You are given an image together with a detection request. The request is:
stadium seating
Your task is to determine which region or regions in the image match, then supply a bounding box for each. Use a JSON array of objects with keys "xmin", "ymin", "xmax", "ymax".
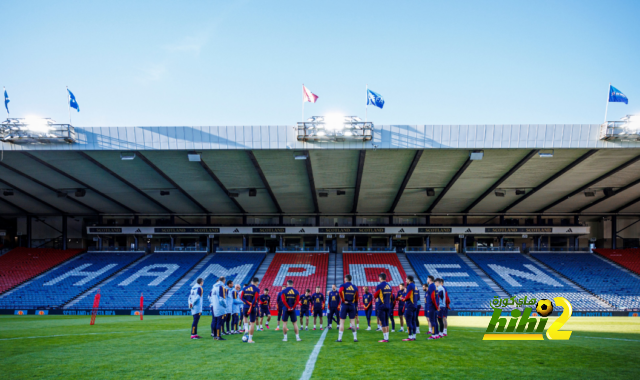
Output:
[
  {"xmin": 406, "ymin": 253, "xmax": 497, "ymax": 310},
  {"xmin": 72, "ymin": 252, "xmax": 206, "ymax": 309},
  {"xmin": 469, "ymin": 253, "xmax": 609, "ymax": 310},
  {"xmin": 532, "ymin": 253, "xmax": 640, "ymax": 310},
  {"xmin": 260, "ymin": 253, "xmax": 329, "ymax": 309},
  {"xmin": 342, "ymin": 253, "xmax": 407, "ymax": 310},
  {"xmin": 0, "ymin": 248, "xmax": 84, "ymax": 294},
  {"xmin": 0, "ymin": 251, "xmax": 143, "ymax": 309},
  {"xmin": 594, "ymin": 249, "xmax": 640, "ymax": 276},
  {"xmin": 158, "ymin": 253, "xmax": 265, "ymax": 310}
]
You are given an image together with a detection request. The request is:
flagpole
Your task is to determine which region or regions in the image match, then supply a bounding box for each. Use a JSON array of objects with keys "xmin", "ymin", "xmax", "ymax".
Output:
[
  {"xmin": 604, "ymin": 82, "xmax": 611, "ymax": 124},
  {"xmin": 67, "ymin": 86, "xmax": 71, "ymax": 125},
  {"xmin": 365, "ymin": 84, "xmax": 368, "ymax": 122},
  {"xmin": 3, "ymin": 87, "xmax": 7, "ymax": 120},
  {"xmin": 302, "ymin": 84, "xmax": 304, "ymax": 122}
]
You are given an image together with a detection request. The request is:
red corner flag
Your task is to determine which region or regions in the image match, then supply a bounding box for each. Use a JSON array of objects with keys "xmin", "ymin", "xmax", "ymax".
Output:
[
  {"xmin": 140, "ymin": 293, "xmax": 144, "ymax": 320},
  {"xmin": 303, "ymin": 85, "xmax": 318, "ymax": 103}
]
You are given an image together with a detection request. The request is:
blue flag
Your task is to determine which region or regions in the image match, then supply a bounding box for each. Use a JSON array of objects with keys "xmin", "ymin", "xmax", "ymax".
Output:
[
  {"xmin": 68, "ymin": 88, "xmax": 80, "ymax": 112},
  {"xmin": 609, "ymin": 85, "xmax": 628, "ymax": 104},
  {"xmin": 367, "ymin": 89, "xmax": 384, "ymax": 109},
  {"xmin": 4, "ymin": 88, "xmax": 9, "ymax": 114}
]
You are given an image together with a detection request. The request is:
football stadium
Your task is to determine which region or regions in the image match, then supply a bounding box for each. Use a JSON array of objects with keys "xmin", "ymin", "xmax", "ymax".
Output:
[{"xmin": 2, "ymin": 2, "xmax": 640, "ymax": 379}]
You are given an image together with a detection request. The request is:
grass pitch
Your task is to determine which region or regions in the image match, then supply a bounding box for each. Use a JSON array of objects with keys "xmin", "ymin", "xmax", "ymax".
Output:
[{"xmin": 1, "ymin": 315, "xmax": 639, "ymax": 379}]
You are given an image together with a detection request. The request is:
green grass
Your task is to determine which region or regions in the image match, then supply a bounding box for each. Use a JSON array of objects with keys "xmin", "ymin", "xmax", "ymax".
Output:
[{"xmin": 1, "ymin": 315, "xmax": 639, "ymax": 379}]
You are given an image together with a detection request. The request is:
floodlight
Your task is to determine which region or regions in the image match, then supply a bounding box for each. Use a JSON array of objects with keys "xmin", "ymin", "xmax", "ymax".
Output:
[
  {"xmin": 495, "ymin": 190, "xmax": 506, "ymax": 197},
  {"xmin": 539, "ymin": 150, "xmax": 554, "ymax": 158},
  {"xmin": 23, "ymin": 116, "xmax": 53, "ymax": 133},
  {"xmin": 324, "ymin": 114, "xmax": 345, "ymax": 130},
  {"xmin": 75, "ymin": 189, "xmax": 86, "ymax": 197},
  {"xmin": 469, "ymin": 150, "xmax": 484, "ymax": 160},
  {"xmin": 337, "ymin": 190, "xmax": 346, "ymax": 195},
  {"xmin": 57, "ymin": 191, "xmax": 67, "ymax": 198},
  {"xmin": 249, "ymin": 188, "xmax": 257, "ymax": 197},
  {"xmin": 3, "ymin": 189, "xmax": 14, "ymax": 196},
  {"xmin": 120, "ymin": 152, "xmax": 136, "ymax": 160},
  {"xmin": 316, "ymin": 131, "xmax": 326, "ymax": 136},
  {"xmin": 228, "ymin": 192, "xmax": 239, "ymax": 198},
  {"xmin": 584, "ymin": 190, "xmax": 596, "ymax": 197},
  {"xmin": 515, "ymin": 189, "xmax": 525, "ymax": 195},
  {"xmin": 319, "ymin": 192, "xmax": 328, "ymax": 197},
  {"xmin": 343, "ymin": 131, "xmax": 353, "ymax": 137},
  {"xmin": 160, "ymin": 191, "xmax": 170, "ymax": 196},
  {"xmin": 294, "ymin": 153, "xmax": 308, "ymax": 160},
  {"xmin": 188, "ymin": 153, "xmax": 201, "ymax": 162},
  {"xmin": 426, "ymin": 188, "xmax": 435, "ymax": 196},
  {"xmin": 603, "ymin": 188, "xmax": 614, "ymax": 197}
]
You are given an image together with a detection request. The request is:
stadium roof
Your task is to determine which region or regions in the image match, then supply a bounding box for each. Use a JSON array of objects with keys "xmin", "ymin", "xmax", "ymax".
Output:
[{"xmin": 1, "ymin": 124, "xmax": 640, "ymax": 217}]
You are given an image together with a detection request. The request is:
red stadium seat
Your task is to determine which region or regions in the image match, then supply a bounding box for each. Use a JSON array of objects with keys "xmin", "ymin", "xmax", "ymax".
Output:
[
  {"xmin": 595, "ymin": 249, "xmax": 640, "ymax": 276},
  {"xmin": 0, "ymin": 248, "xmax": 84, "ymax": 294},
  {"xmin": 260, "ymin": 253, "xmax": 329, "ymax": 310},
  {"xmin": 342, "ymin": 253, "xmax": 408, "ymax": 310}
]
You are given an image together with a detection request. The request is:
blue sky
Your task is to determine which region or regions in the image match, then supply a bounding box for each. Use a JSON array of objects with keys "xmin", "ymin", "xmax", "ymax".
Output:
[{"xmin": 1, "ymin": 0, "xmax": 639, "ymax": 126}]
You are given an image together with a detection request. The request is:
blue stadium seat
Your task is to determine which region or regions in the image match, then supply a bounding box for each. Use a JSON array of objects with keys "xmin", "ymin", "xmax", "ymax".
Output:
[
  {"xmin": 159, "ymin": 253, "xmax": 265, "ymax": 310},
  {"xmin": 71, "ymin": 252, "xmax": 206, "ymax": 310},
  {"xmin": 468, "ymin": 253, "xmax": 610, "ymax": 311},
  {"xmin": 533, "ymin": 253, "xmax": 640, "ymax": 310},
  {"xmin": 0, "ymin": 251, "xmax": 143, "ymax": 309},
  {"xmin": 406, "ymin": 253, "xmax": 498, "ymax": 310}
]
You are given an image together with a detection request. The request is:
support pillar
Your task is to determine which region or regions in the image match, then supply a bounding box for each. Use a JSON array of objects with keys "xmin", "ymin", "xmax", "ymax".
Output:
[
  {"xmin": 463, "ymin": 236, "xmax": 467, "ymax": 253},
  {"xmin": 242, "ymin": 235, "xmax": 246, "ymax": 249},
  {"xmin": 388, "ymin": 215, "xmax": 393, "ymax": 226},
  {"xmin": 316, "ymin": 236, "xmax": 319, "ymax": 250},
  {"xmin": 389, "ymin": 236, "xmax": 393, "ymax": 249},
  {"xmin": 500, "ymin": 235, "xmax": 504, "ymax": 249},
  {"xmin": 425, "ymin": 215, "xmax": 430, "ymax": 226},
  {"xmin": 574, "ymin": 215, "xmax": 579, "ymax": 225},
  {"xmin": 537, "ymin": 236, "xmax": 541, "ymax": 251},
  {"xmin": 133, "ymin": 215, "xmax": 139, "ymax": 226},
  {"xmin": 426, "ymin": 236, "xmax": 430, "ymax": 249},
  {"xmin": 170, "ymin": 215, "xmax": 175, "ymax": 225},
  {"xmin": 279, "ymin": 236, "xmax": 283, "ymax": 249},
  {"xmin": 62, "ymin": 216, "xmax": 68, "ymax": 250},
  {"xmin": 462, "ymin": 215, "xmax": 468, "ymax": 225},
  {"xmin": 611, "ymin": 216, "xmax": 617, "ymax": 249},
  {"xmin": 242, "ymin": 215, "xmax": 247, "ymax": 225},
  {"xmin": 26, "ymin": 216, "xmax": 32, "ymax": 248},
  {"xmin": 352, "ymin": 215, "xmax": 357, "ymax": 226},
  {"xmin": 206, "ymin": 215, "xmax": 211, "ymax": 225},
  {"xmin": 499, "ymin": 215, "xmax": 505, "ymax": 225},
  {"xmin": 134, "ymin": 236, "xmax": 138, "ymax": 251},
  {"xmin": 316, "ymin": 215, "xmax": 320, "ymax": 226},
  {"xmin": 170, "ymin": 236, "xmax": 174, "ymax": 250},
  {"xmin": 279, "ymin": 215, "xmax": 284, "ymax": 225}
]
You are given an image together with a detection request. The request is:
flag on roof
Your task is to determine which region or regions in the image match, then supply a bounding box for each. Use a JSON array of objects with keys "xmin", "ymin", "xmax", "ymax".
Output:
[
  {"xmin": 609, "ymin": 85, "xmax": 628, "ymax": 104},
  {"xmin": 303, "ymin": 85, "xmax": 318, "ymax": 103}
]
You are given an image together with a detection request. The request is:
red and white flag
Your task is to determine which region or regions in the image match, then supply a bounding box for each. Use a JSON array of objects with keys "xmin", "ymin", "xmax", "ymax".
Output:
[{"xmin": 302, "ymin": 85, "xmax": 318, "ymax": 103}]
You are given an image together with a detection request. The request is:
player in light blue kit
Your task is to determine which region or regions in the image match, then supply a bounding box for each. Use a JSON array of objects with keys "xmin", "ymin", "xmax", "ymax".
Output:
[
  {"xmin": 210, "ymin": 276, "xmax": 228, "ymax": 341},
  {"xmin": 188, "ymin": 278, "xmax": 204, "ymax": 339}
]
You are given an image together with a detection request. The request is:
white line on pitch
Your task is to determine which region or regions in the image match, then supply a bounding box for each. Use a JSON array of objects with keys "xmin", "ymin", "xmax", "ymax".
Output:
[
  {"xmin": 574, "ymin": 335, "xmax": 640, "ymax": 342},
  {"xmin": 300, "ymin": 328, "xmax": 329, "ymax": 380},
  {"xmin": 0, "ymin": 329, "xmax": 186, "ymax": 341}
]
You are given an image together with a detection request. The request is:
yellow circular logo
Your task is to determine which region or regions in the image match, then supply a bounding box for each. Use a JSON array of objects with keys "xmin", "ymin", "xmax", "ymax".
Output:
[{"xmin": 536, "ymin": 299, "xmax": 554, "ymax": 317}]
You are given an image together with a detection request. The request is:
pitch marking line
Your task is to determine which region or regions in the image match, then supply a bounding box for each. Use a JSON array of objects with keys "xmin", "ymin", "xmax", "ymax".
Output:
[{"xmin": 300, "ymin": 328, "xmax": 329, "ymax": 380}]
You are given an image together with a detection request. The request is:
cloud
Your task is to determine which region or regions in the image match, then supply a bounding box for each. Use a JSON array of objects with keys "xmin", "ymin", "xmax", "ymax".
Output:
[
  {"xmin": 136, "ymin": 63, "xmax": 167, "ymax": 83},
  {"xmin": 162, "ymin": 33, "xmax": 209, "ymax": 56}
]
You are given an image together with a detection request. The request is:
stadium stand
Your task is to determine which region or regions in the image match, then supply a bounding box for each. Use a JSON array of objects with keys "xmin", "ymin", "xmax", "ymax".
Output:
[
  {"xmin": 0, "ymin": 248, "xmax": 84, "ymax": 294},
  {"xmin": 342, "ymin": 253, "xmax": 407, "ymax": 310},
  {"xmin": 406, "ymin": 253, "xmax": 498, "ymax": 310},
  {"xmin": 72, "ymin": 252, "xmax": 206, "ymax": 309},
  {"xmin": 469, "ymin": 253, "xmax": 610, "ymax": 310},
  {"xmin": 260, "ymin": 253, "xmax": 329, "ymax": 309},
  {"xmin": 594, "ymin": 249, "xmax": 640, "ymax": 276},
  {"xmin": 532, "ymin": 253, "xmax": 640, "ymax": 310},
  {"xmin": 158, "ymin": 253, "xmax": 265, "ymax": 310},
  {"xmin": 0, "ymin": 251, "xmax": 143, "ymax": 309}
]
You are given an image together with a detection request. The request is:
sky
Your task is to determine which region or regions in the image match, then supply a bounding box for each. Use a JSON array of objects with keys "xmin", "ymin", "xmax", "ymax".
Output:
[{"xmin": 1, "ymin": 0, "xmax": 639, "ymax": 126}]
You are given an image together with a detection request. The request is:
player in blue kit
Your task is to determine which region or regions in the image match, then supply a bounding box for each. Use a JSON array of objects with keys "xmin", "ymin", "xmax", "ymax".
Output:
[
  {"xmin": 311, "ymin": 287, "xmax": 325, "ymax": 330},
  {"xmin": 337, "ymin": 274, "xmax": 359, "ymax": 343},
  {"xmin": 400, "ymin": 276, "xmax": 417, "ymax": 341},
  {"xmin": 239, "ymin": 277, "xmax": 260, "ymax": 343},
  {"xmin": 373, "ymin": 273, "xmax": 393, "ymax": 342},
  {"xmin": 362, "ymin": 287, "xmax": 373, "ymax": 330},
  {"xmin": 280, "ymin": 280, "xmax": 302, "ymax": 342},
  {"xmin": 397, "ymin": 284, "xmax": 406, "ymax": 332},
  {"xmin": 414, "ymin": 283, "xmax": 421, "ymax": 335},
  {"xmin": 300, "ymin": 289, "xmax": 312, "ymax": 330},
  {"xmin": 425, "ymin": 275, "xmax": 441, "ymax": 340},
  {"xmin": 210, "ymin": 276, "xmax": 228, "ymax": 341},
  {"xmin": 275, "ymin": 285, "xmax": 286, "ymax": 331},
  {"xmin": 436, "ymin": 278, "xmax": 450, "ymax": 337},
  {"xmin": 188, "ymin": 278, "xmax": 204, "ymax": 339},
  {"xmin": 258, "ymin": 288, "xmax": 271, "ymax": 331},
  {"xmin": 327, "ymin": 285, "xmax": 340, "ymax": 329}
]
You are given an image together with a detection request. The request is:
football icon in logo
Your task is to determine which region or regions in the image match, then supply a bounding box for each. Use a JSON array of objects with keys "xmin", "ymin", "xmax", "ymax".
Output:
[{"xmin": 536, "ymin": 299, "xmax": 554, "ymax": 317}]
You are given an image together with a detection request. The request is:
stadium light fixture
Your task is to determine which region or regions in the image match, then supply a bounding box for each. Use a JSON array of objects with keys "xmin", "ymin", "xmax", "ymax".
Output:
[
  {"xmin": 228, "ymin": 192, "xmax": 239, "ymax": 198},
  {"xmin": 3, "ymin": 189, "xmax": 14, "ymax": 196},
  {"xmin": 495, "ymin": 190, "xmax": 506, "ymax": 197},
  {"xmin": 296, "ymin": 116, "xmax": 373, "ymax": 142},
  {"xmin": 294, "ymin": 153, "xmax": 308, "ymax": 160},
  {"xmin": 188, "ymin": 153, "xmax": 201, "ymax": 162},
  {"xmin": 426, "ymin": 188, "xmax": 435, "ymax": 196},
  {"xmin": 75, "ymin": 189, "xmax": 86, "ymax": 197},
  {"xmin": 23, "ymin": 116, "xmax": 53, "ymax": 133},
  {"xmin": 469, "ymin": 150, "xmax": 484, "ymax": 160},
  {"xmin": 515, "ymin": 189, "xmax": 526, "ymax": 195},
  {"xmin": 318, "ymin": 191, "xmax": 329, "ymax": 197},
  {"xmin": 120, "ymin": 152, "xmax": 136, "ymax": 161},
  {"xmin": 584, "ymin": 190, "xmax": 596, "ymax": 197},
  {"xmin": 539, "ymin": 150, "xmax": 554, "ymax": 158},
  {"xmin": 337, "ymin": 190, "xmax": 346, "ymax": 195},
  {"xmin": 1, "ymin": 117, "xmax": 75, "ymax": 144},
  {"xmin": 600, "ymin": 114, "xmax": 640, "ymax": 141},
  {"xmin": 57, "ymin": 191, "xmax": 67, "ymax": 198},
  {"xmin": 249, "ymin": 188, "xmax": 257, "ymax": 197},
  {"xmin": 324, "ymin": 113, "xmax": 345, "ymax": 130},
  {"xmin": 160, "ymin": 190, "xmax": 170, "ymax": 196}
]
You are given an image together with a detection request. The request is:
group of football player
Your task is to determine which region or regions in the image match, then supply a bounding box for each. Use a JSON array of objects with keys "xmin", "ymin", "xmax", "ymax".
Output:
[{"xmin": 188, "ymin": 274, "xmax": 450, "ymax": 343}]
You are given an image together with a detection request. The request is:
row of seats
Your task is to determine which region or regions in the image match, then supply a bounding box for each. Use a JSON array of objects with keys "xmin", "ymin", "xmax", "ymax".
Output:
[
  {"xmin": 260, "ymin": 253, "xmax": 329, "ymax": 310},
  {"xmin": 71, "ymin": 252, "xmax": 206, "ymax": 309},
  {"xmin": 468, "ymin": 253, "xmax": 608, "ymax": 310},
  {"xmin": 342, "ymin": 253, "xmax": 408, "ymax": 310},
  {"xmin": 0, "ymin": 251, "xmax": 143, "ymax": 309},
  {"xmin": 159, "ymin": 253, "xmax": 265, "ymax": 309},
  {"xmin": 532, "ymin": 253, "xmax": 640, "ymax": 309},
  {"xmin": 594, "ymin": 249, "xmax": 640, "ymax": 276},
  {"xmin": 406, "ymin": 253, "xmax": 498, "ymax": 310},
  {"xmin": 0, "ymin": 248, "xmax": 84, "ymax": 294}
]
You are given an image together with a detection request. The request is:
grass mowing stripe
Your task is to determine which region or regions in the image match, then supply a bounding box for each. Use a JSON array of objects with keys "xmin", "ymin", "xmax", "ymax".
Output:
[
  {"xmin": 300, "ymin": 328, "xmax": 329, "ymax": 380},
  {"xmin": 0, "ymin": 329, "xmax": 186, "ymax": 341}
]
